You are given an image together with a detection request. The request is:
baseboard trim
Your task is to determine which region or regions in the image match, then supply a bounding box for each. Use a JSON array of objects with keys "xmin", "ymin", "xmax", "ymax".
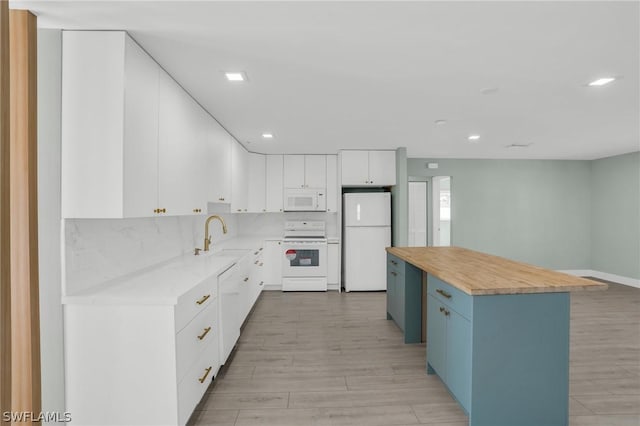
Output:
[
  {"xmin": 559, "ymin": 269, "xmax": 640, "ymax": 289},
  {"xmin": 263, "ymin": 284, "xmax": 282, "ymax": 291}
]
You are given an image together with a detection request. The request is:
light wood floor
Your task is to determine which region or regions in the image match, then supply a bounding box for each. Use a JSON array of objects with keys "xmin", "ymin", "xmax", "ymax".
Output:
[{"xmin": 190, "ymin": 282, "xmax": 640, "ymax": 426}]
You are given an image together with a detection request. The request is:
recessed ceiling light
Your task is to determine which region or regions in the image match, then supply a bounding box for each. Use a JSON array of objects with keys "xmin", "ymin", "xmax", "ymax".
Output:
[
  {"xmin": 262, "ymin": 133, "xmax": 274, "ymax": 139},
  {"xmin": 588, "ymin": 77, "xmax": 615, "ymax": 87},
  {"xmin": 468, "ymin": 135, "xmax": 480, "ymax": 142},
  {"xmin": 225, "ymin": 72, "xmax": 247, "ymax": 82},
  {"xmin": 434, "ymin": 119, "xmax": 447, "ymax": 125},
  {"xmin": 480, "ymin": 87, "xmax": 499, "ymax": 95},
  {"xmin": 506, "ymin": 143, "xmax": 532, "ymax": 149}
]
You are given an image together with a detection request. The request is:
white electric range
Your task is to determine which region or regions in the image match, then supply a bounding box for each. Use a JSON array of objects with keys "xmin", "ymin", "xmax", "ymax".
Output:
[{"xmin": 281, "ymin": 221, "xmax": 328, "ymax": 291}]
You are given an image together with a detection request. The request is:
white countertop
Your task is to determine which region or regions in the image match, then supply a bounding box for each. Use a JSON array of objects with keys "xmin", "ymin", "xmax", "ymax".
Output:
[{"xmin": 62, "ymin": 236, "xmax": 268, "ymax": 306}]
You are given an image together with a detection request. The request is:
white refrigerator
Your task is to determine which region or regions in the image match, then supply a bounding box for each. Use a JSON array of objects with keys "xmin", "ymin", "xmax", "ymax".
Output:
[{"xmin": 343, "ymin": 193, "xmax": 391, "ymax": 292}]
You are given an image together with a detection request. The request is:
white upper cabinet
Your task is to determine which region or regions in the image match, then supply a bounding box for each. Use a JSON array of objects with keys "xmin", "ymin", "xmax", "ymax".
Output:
[
  {"xmin": 340, "ymin": 150, "xmax": 396, "ymax": 186},
  {"xmin": 122, "ymin": 35, "xmax": 160, "ymax": 218},
  {"xmin": 62, "ymin": 31, "xmax": 224, "ymax": 218},
  {"xmin": 62, "ymin": 31, "xmax": 158, "ymax": 218},
  {"xmin": 283, "ymin": 155, "xmax": 305, "ymax": 188},
  {"xmin": 368, "ymin": 150, "xmax": 397, "ymax": 186},
  {"xmin": 340, "ymin": 151, "xmax": 369, "ymax": 186},
  {"xmin": 325, "ymin": 155, "xmax": 338, "ymax": 213},
  {"xmin": 265, "ymin": 155, "xmax": 284, "ymax": 212},
  {"xmin": 231, "ymin": 141, "xmax": 249, "ymax": 212},
  {"xmin": 305, "ymin": 155, "xmax": 327, "ymax": 188},
  {"xmin": 207, "ymin": 120, "xmax": 231, "ymax": 203},
  {"xmin": 247, "ymin": 153, "xmax": 266, "ymax": 212},
  {"xmin": 283, "ymin": 155, "xmax": 326, "ymax": 188},
  {"xmin": 158, "ymin": 70, "xmax": 206, "ymax": 216}
]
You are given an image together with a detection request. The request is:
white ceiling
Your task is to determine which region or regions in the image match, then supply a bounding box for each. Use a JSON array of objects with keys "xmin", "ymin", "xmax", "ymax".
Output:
[{"xmin": 13, "ymin": 1, "xmax": 640, "ymax": 159}]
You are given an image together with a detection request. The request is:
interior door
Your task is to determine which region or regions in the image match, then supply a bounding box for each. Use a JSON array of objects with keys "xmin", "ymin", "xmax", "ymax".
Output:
[{"xmin": 408, "ymin": 181, "xmax": 428, "ymax": 246}]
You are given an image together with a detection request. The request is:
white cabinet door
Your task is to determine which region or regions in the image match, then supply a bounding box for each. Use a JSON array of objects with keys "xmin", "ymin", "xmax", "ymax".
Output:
[
  {"xmin": 62, "ymin": 31, "xmax": 130, "ymax": 218},
  {"xmin": 340, "ymin": 151, "xmax": 369, "ymax": 186},
  {"xmin": 207, "ymin": 121, "xmax": 232, "ymax": 203},
  {"xmin": 265, "ymin": 155, "xmax": 284, "ymax": 212},
  {"xmin": 368, "ymin": 150, "xmax": 396, "ymax": 186},
  {"xmin": 283, "ymin": 155, "xmax": 305, "ymax": 188},
  {"xmin": 122, "ymin": 36, "xmax": 159, "ymax": 218},
  {"xmin": 247, "ymin": 153, "xmax": 266, "ymax": 213},
  {"xmin": 189, "ymin": 103, "xmax": 209, "ymax": 214},
  {"xmin": 263, "ymin": 240, "xmax": 283, "ymax": 287},
  {"xmin": 158, "ymin": 71, "xmax": 198, "ymax": 216},
  {"xmin": 305, "ymin": 155, "xmax": 326, "ymax": 188},
  {"xmin": 328, "ymin": 242, "xmax": 340, "ymax": 285},
  {"xmin": 325, "ymin": 155, "xmax": 338, "ymax": 213},
  {"xmin": 231, "ymin": 141, "xmax": 248, "ymax": 212}
]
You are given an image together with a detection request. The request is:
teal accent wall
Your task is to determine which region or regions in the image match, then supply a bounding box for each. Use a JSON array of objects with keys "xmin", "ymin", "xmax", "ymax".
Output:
[
  {"xmin": 392, "ymin": 148, "xmax": 408, "ymax": 246},
  {"xmin": 406, "ymin": 158, "xmax": 592, "ymax": 270},
  {"xmin": 591, "ymin": 152, "xmax": 640, "ymax": 279}
]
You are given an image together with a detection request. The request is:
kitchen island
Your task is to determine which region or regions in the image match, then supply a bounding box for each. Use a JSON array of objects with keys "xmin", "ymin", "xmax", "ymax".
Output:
[{"xmin": 386, "ymin": 246, "xmax": 607, "ymax": 426}]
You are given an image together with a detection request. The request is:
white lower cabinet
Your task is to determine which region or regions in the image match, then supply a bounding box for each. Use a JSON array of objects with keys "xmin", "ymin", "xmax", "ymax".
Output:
[
  {"xmin": 328, "ymin": 241, "xmax": 341, "ymax": 289},
  {"xmin": 247, "ymin": 248, "xmax": 265, "ymax": 310},
  {"xmin": 263, "ymin": 240, "xmax": 283, "ymax": 288},
  {"xmin": 64, "ymin": 276, "xmax": 221, "ymax": 426}
]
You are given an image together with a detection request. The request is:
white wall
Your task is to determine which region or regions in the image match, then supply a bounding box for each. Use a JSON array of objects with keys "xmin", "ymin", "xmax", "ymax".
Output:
[{"xmin": 37, "ymin": 28, "xmax": 65, "ymax": 423}]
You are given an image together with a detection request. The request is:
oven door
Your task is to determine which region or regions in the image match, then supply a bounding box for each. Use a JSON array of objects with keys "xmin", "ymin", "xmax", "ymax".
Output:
[{"xmin": 282, "ymin": 242, "xmax": 327, "ymax": 277}]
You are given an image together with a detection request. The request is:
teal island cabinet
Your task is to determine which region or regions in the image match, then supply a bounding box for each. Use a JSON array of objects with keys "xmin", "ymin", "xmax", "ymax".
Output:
[
  {"xmin": 386, "ymin": 246, "xmax": 607, "ymax": 426},
  {"xmin": 386, "ymin": 252, "xmax": 422, "ymax": 343}
]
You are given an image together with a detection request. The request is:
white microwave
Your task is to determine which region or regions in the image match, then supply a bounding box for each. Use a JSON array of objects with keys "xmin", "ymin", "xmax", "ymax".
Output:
[{"xmin": 284, "ymin": 188, "xmax": 326, "ymax": 211}]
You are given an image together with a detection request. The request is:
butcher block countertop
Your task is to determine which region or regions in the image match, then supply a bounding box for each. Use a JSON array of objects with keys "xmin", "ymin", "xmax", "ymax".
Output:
[{"xmin": 386, "ymin": 246, "xmax": 608, "ymax": 295}]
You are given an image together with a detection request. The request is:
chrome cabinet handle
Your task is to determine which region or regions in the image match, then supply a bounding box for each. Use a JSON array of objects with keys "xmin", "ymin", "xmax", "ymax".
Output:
[{"xmin": 439, "ymin": 306, "xmax": 450, "ymax": 316}]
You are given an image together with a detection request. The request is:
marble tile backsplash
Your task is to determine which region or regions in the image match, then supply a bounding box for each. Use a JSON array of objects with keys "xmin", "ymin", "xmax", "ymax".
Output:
[{"xmin": 64, "ymin": 214, "xmax": 237, "ymax": 296}]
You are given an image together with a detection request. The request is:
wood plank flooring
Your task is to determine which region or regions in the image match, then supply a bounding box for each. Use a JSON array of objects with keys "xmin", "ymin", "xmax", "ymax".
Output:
[{"xmin": 190, "ymin": 282, "xmax": 640, "ymax": 426}]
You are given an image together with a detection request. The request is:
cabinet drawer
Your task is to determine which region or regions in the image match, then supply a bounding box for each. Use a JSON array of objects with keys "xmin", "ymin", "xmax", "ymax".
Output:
[
  {"xmin": 178, "ymin": 338, "xmax": 218, "ymax": 426},
  {"xmin": 388, "ymin": 254, "xmax": 404, "ymax": 273},
  {"xmin": 175, "ymin": 276, "xmax": 216, "ymax": 333},
  {"xmin": 428, "ymin": 275, "xmax": 472, "ymax": 320},
  {"xmin": 176, "ymin": 300, "xmax": 218, "ymax": 382}
]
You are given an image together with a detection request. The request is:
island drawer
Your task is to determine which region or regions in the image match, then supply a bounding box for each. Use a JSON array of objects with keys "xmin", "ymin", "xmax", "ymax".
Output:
[
  {"xmin": 427, "ymin": 275, "xmax": 472, "ymax": 320},
  {"xmin": 175, "ymin": 275, "xmax": 217, "ymax": 333},
  {"xmin": 388, "ymin": 254, "xmax": 405, "ymax": 273}
]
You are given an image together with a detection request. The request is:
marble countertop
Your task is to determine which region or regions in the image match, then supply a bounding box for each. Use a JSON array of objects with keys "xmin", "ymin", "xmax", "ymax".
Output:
[
  {"xmin": 63, "ymin": 237, "xmax": 268, "ymax": 306},
  {"xmin": 387, "ymin": 246, "xmax": 608, "ymax": 296}
]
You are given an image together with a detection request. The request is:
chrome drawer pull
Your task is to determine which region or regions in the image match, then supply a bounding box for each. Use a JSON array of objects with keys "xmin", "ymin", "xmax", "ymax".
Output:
[
  {"xmin": 390, "ymin": 271, "xmax": 397, "ymax": 276},
  {"xmin": 439, "ymin": 306, "xmax": 450, "ymax": 316},
  {"xmin": 391, "ymin": 260, "xmax": 398, "ymax": 265},
  {"xmin": 196, "ymin": 294, "xmax": 210, "ymax": 305},
  {"xmin": 198, "ymin": 366, "xmax": 212, "ymax": 383},
  {"xmin": 197, "ymin": 326, "xmax": 212, "ymax": 340},
  {"xmin": 436, "ymin": 288, "xmax": 452, "ymax": 299}
]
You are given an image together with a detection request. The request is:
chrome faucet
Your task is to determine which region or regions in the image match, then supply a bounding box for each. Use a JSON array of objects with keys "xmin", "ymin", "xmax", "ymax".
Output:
[{"xmin": 204, "ymin": 215, "xmax": 227, "ymax": 251}]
